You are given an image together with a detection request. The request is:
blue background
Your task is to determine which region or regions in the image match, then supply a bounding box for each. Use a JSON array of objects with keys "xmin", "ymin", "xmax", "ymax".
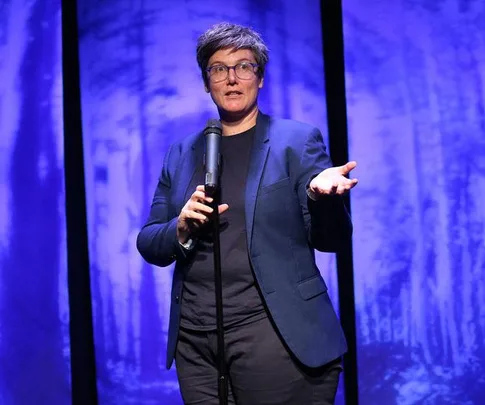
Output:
[
  {"xmin": 0, "ymin": 0, "xmax": 484, "ymax": 404},
  {"xmin": 344, "ymin": 0, "xmax": 485, "ymax": 403},
  {"xmin": 0, "ymin": 1, "xmax": 71, "ymax": 404}
]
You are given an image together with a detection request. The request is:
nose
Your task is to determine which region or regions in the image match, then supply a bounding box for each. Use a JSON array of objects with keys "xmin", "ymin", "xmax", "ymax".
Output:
[{"xmin": 227, "ymin": 67, "xmax": 237, "ymax": 83}]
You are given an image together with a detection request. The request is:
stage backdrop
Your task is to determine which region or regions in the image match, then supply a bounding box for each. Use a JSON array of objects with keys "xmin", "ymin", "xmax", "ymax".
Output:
[
  {"xmin": 0, "ymin": 1, "xmax": 71, "ymax": 404},
  {"xmin": 77, "ymin": 0, "xmax": 342, "ymax": 404},
  {"xmin": 344, "ymin": 0, "xmax": 485, "ymax": 404}
]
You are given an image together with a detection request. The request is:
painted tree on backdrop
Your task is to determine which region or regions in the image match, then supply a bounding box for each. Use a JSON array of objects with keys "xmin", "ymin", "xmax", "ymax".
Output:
[
  {"xmin": 344, "ymin": 2, "xmax": 485, "ymax": 403},
  {"xmin": 132, "ymin": 0, "xmax": 165, "ymax": 384},
  {"xmin": 0, "ymin": 1, "xmax": 68, "ymax": 404},
  {"xmin": 77, "ymin": 0, "xmax": 176, "ymax": 396}
]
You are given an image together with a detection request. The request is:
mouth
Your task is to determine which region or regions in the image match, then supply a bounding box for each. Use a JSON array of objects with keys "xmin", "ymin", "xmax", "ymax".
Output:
[{"xmin": 225, "ymin": 91, "xmax": 242, "ymax": 96}]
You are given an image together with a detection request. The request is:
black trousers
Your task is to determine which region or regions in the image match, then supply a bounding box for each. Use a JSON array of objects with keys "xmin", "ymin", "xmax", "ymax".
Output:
[{"xmin": 175, "ymin": 314, "xmax": 343, "ymax": 405}]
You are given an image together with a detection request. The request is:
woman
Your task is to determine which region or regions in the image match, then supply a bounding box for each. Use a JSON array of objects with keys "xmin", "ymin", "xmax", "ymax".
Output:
[{"xmin": 137, "ymin": 22, "xmax": 358, "ymax": 405}]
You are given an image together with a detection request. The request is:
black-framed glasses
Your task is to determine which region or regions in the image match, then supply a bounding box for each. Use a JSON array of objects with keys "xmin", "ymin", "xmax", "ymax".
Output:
[{"xmin": 206, "ymin": 62, "xmax": 259, "ymax": 83}]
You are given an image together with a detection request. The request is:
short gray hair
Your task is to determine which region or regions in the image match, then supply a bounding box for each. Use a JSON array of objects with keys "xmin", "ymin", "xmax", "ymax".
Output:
[{"xmin": 196, "ymin": 22, "xmax": 269, "ymax": 86}]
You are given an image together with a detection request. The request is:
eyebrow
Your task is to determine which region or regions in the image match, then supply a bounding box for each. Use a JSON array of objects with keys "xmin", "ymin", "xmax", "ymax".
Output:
[{"xmin": 208, "ymin": 58, "xmax": 255, "ymax": 66}]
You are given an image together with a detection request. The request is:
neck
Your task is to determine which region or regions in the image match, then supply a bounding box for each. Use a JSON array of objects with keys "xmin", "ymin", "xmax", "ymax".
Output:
[{"xmin": 219, "ymin": 106, "xmax": 259, "ymax": 136}]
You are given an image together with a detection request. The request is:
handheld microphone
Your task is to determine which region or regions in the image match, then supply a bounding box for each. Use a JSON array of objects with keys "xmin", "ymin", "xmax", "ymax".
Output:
[{"xmin": 204, "ymin": 119, "xmax": 222, "ymax": 196}]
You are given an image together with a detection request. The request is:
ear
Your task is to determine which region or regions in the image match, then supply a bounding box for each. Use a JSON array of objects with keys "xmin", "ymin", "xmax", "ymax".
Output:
[
  {"xmin": 204, "ymin": 80, "xmax": 211, "ymax": 93},
  {"xmin": 258, "ymin": 76, "xmax": 264, "ymax": 89}
]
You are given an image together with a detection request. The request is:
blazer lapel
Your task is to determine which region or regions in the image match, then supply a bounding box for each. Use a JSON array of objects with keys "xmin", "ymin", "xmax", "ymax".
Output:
[{"xmin": 245, "ymin": 112, "xmax": 271, "ymax": 250}]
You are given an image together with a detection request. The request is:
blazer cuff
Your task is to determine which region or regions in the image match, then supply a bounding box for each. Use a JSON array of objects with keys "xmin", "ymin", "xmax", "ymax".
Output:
[{"xmin": 306, "ymin": 187, "xmax": 319, "ymax": 201}]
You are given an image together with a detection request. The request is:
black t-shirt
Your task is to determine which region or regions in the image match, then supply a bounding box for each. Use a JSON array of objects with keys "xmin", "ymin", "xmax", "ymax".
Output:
[{"xmin": 180, "ymin": 125, "xmax": 266, "ymax": 330}]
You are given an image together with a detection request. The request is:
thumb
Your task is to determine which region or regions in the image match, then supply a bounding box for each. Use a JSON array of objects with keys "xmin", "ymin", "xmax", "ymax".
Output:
[
  {"xmin": 339, "ymin": 160, "xmax": 357, "ymax": 175},
  {"xmin": 218, "ymin": 204, "xmax": 229, "ymax": 214}
]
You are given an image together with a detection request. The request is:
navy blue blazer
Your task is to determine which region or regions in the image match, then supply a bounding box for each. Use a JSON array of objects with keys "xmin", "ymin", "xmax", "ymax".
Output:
[{"xmin": 137, "ymin": 112, "xmax": 350, "ymax": 369}]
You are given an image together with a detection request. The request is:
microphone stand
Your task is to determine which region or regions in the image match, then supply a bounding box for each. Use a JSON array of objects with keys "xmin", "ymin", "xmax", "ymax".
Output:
[{"xmin": 208, "ymin": 187, "xmax": 228, "ymax": 405}]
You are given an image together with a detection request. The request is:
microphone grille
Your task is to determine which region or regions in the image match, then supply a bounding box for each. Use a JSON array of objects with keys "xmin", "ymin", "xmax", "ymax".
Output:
[{"xmin": 205, "ymin": 118, "xmax": 222, "ymax": 135}]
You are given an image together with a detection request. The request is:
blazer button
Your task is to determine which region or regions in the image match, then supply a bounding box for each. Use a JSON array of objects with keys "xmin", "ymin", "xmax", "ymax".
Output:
[{"xmin": 175, "ymin": 295, "xmax": 180, "ymax": 303}]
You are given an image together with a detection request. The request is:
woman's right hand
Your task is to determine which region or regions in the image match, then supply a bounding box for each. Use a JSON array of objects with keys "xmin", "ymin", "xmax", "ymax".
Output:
[{"xmin": 177, "ymin": 185, "xmax": 229, "ymax": 244}]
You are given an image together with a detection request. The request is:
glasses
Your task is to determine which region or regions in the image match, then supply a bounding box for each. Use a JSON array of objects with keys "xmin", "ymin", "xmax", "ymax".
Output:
[{"xmin": 206, "ymin": 62, "xmax": 259, "ymax": 83}]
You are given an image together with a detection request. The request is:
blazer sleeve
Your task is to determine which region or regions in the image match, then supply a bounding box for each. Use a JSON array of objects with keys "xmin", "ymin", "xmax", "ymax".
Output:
[
  {"xmin": 136, "ymin": 144, "xmax": 189, "ymax": 267},
  {"xmin": 293, "ymin": 127, "xmax": 353, "ymax": 252}
]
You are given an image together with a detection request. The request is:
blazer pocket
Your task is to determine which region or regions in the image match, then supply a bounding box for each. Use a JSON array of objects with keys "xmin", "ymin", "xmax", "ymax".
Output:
[
  {"xmin": 297, "ymin": 275, "xmax": 328, "ymax": 300},
  {"xmin": 259, "ymin": 177, "xmax": 290, "ymax": 195}
]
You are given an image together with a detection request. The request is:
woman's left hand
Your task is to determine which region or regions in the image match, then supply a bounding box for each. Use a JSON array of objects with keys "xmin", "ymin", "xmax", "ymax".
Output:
[{"xmin": 309, "ymin": 161, "xmax": 359, "ymax": 197}]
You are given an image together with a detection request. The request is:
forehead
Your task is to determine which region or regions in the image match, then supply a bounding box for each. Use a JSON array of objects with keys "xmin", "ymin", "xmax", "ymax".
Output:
[{"xmin": 208, "ymin": 48, "xmax": 256, "ymax": 65}]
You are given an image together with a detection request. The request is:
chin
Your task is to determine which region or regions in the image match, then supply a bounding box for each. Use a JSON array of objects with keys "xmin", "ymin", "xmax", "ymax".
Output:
[
  {"xmin": 221, "ymin": 106, "xmax": 246, "ymax": 116},
  {"xmin": 224, "ymin": 101, "xmax": 245, "ymax": 110}
]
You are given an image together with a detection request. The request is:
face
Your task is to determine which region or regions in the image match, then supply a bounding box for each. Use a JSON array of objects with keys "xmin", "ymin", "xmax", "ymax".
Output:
[{"xmin": 205, "ymin": 48, "xmax": 264, "ymax": 120}]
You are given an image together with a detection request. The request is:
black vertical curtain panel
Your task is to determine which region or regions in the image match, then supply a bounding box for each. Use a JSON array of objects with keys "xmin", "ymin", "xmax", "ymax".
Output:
[{"xmin": 62, "ymin": 0, "xmax": 98, "ymax": 403}]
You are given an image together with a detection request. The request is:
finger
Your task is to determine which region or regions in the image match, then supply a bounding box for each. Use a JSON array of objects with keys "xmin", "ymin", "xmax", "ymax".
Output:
[
  {"xmin": 189, "ymin": 201, "xmax": 214, "ymax": 214},
  {"xmin": 181, "ymin": 208, "xmax": 209, "ymax": 223},
  {"xmin": 349, "ymin": 178, "xmax": 359, "ymax": 188},
  {"xmin": 341, "ymin": 177, "xmax": 358, "ymax": 187},
  {"xmin": 218, "ymin": 203, "xmax": 229, "ymax": 214},
  {"xmin": 192, "ymin": 190, "xmax": 213, "ymax": 203},
  {"xmin": 340, "ymin": 178, "xmax": 358, "ymax": 190},
  {"xmin": 336, "ymin": 184, "xmax": 349, "ymax": 194},
  {"xmin": 336, "ymin": 179, "xmax": 358, "ymax": 194}
]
